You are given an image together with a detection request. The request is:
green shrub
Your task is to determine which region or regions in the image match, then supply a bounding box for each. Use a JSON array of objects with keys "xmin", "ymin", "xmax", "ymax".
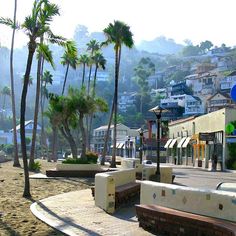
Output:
[
  {"xmin": 30, "ymin": 161, "xmax": 41, "ymax": 172},
  {"xmin": 86, "ymin": 151, "xmax": 98, "ymax": 164},
  {"xmin": 2, "ymin": 144, "xmax": 14, "ymax": 155},
  {"xmin": 62, "ymin": 158, "xmax": 89, "ymax": 164}
]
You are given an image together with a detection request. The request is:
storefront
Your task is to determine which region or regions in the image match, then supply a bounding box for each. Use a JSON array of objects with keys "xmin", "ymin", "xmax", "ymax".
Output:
[{"xmin": 166, "ymin": 108, "xmax": 236, "ymax": 170}]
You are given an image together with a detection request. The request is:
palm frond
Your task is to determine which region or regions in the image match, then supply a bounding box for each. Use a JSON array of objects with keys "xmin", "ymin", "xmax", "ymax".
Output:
[
  {"xmin": 37, "ymin": 43, "xmax": 55, "ymax": 69},
  {"xmin": 0, "ymin": 17, "xmax": 20, "ymax": 29},
  {"xmin": 47, "ymin": 30, "xmax": 66, "ymax": 46}
]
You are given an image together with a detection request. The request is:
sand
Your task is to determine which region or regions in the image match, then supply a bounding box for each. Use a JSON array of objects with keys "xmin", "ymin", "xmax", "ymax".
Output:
[{"xmin": 0, "ymin": 160, "xmax": 90, "ymax": 236}]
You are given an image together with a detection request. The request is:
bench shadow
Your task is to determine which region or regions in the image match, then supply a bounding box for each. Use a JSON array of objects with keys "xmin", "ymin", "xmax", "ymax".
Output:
[{"xmin": 35, "ymin": 201, "xmax": 102, "ymax": 236}]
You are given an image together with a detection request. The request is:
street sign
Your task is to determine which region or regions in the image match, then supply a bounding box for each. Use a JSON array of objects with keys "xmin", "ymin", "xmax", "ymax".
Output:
[
  {"xmin": 199, "ymin": 132, "xmax": 215, "ymax": 141},
  {"xmin": 230, "ymin": 85, "xmax": 236, "ymax": 102},
  {"xmin": 226, "ymin": 137, "xmax": 236, "ymax": 143}
]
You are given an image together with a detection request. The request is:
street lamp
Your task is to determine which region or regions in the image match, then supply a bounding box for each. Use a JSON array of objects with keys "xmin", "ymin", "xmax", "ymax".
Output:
[
  {"xmin": 149, "ymin": 105, "xmax": 168, "ymax": 181},
  {"xmin": 126, "ymin": 135, "xmax": 131, "ymax": 158},
  {"xmin": 138, "ymin": 128, "xmax": 144, "ymax": 164}
]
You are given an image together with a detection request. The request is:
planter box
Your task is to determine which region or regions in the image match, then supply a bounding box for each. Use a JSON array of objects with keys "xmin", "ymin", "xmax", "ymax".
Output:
[{"xmin": 56, "ymin": 163, "xmax": 103, "ymax": 171}]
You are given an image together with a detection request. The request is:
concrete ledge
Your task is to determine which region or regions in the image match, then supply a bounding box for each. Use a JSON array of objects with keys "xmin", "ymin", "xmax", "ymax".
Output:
[{"xmin": 56, "ymin": 163, "xmax": 103, "ymax": 171}]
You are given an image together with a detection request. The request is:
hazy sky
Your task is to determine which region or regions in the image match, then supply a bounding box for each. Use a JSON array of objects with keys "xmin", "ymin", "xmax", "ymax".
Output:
[{"xmin": 0, "ymin": 0, "xmax": 235, "ymax": 49}]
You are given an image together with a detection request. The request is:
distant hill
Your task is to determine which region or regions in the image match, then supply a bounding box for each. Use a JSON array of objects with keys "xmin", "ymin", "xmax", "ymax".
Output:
[{"xmin": 136, "ymin": 36, "xmax": 184, "ymax": 55}]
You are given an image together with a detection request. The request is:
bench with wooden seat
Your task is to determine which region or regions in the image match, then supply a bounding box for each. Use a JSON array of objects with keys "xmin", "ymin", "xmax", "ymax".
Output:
[
  {"xmin": 136, "ymin": 204, "xmax": 236, "ymax": 236},
  {"xmin": 94, "ymin": 168, "xmax": 140, "ymax": 213}
]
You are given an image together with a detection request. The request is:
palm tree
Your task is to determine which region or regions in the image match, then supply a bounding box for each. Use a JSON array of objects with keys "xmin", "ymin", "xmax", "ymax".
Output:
[
  {"xmin": 29, "ymin": 43, "xmax": 55, "ymax": 169},
  {"xmin": 1, "ymin": 86, "xmax": 11, "ymax": 110},
  {"xmin": 9, "ymin": 0, "xmax": 20, "ymax": 167},
  {"xmin": 78, "ymin": 54, "xmax": 89, "ymax": 87},
  {"xmin": 103, "ymin": 20, "xmax": 134, "ymax": 168},
  {"xmin": 87, "ymin": 52, "xmax": 106, "ymax": 147},
  {"xmin": 61, "ymin": 40, "xmax": 78, "ymax": 95},
  {"xmin": 86, "ymin": 39, "xmax": 100, "ymax": 94},
  {"xmin": 40, "ymin": 70, "xmax": 53, "ymax": 158},
  {"xmin": 0, "ymin": 0, "xmax": 64, "ymax": 197}
]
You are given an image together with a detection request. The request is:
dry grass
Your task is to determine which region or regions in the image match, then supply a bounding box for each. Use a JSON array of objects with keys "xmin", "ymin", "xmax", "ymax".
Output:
[{"xmin": 0, "ymin": 160, "xmax": 89, "ymax": 236}]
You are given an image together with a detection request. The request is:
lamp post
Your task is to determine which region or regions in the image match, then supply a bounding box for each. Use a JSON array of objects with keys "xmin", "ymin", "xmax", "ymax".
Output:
[
  {"xmin": 138, "ymin": 128, "xmax": 144, "ymax": 164},
  {"xmin": 127, "ymin": 135, "xmax": 130, "ymax": 158},
  {"xmin": 149, "ymin": 106, "xmax": 168, "ymax": 181}
]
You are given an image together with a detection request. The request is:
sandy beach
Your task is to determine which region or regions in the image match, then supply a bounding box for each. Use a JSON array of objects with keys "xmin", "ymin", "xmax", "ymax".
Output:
[{"xmin": 0, "ymin": 160, "xmax": 90, "ymax": 236}]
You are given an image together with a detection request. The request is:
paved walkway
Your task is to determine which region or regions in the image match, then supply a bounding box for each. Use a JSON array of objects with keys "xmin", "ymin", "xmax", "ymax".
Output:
[{"xmin": 31, "ymin": 189, "xmax": 153, "ymax": 236}]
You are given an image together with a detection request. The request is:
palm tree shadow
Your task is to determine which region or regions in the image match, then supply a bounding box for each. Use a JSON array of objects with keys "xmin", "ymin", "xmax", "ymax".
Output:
[{"xmin": 36, "ymin": 201, "xmax": 102, "ymax": 236}]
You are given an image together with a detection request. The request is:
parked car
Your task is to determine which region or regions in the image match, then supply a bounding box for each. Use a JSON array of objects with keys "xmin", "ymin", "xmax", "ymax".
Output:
[{"xmin": 142, "ymin": 160, "xmax": 152, "ymax": 165}]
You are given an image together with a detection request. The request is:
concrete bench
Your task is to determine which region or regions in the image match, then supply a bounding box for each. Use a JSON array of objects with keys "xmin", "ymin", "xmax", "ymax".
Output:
[
  {"xmin": 136, "ymin": 204, "xmax": 236, "ymax": 236},
  {"xmin": 140, "ymin": 181, "xmax": 236, "ymax": 223},
  {"xmin": 94, "ymin": 168, "xmax": 140, "ymax": 214}
]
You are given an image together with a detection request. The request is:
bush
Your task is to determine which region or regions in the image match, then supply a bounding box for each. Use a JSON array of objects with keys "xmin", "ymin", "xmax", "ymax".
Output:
[
  {"xmin": 226, "ymin": 143, "xmax": 236, "ymax": 170},
  {"xmin": 62, "ymin": 152, "xmax": 98, "ymax": 164},
  {"xmin": 86, "ymin": 151, "xmax": 98, "ymax": 164},
  {"xmin": 30, "ymin": 161, "xmax": 41, "ymax": 172},
  {"xmin": 2, "ymin": 144, "xmax": 14, "ymax": 155}
]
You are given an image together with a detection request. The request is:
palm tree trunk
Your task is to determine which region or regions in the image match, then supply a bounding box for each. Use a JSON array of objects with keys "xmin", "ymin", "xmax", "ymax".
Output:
[
  {"xmin": 111, "ymin": 47, "xmax": 121, "ymax": 168},
  {"xmin": 52, "ymin": 127, "xmax": 58, "ymax": 161},
  {"xmin": 88, "ymin": 65, "xmax": 98, "ymax": 149},
  {"xmin": 62, "ymin": 63, "xmax": 69, "ymax": 95},
  {"xmin": 101, "ymin": 97, "xmax": 115, "ymax": 165},
  {"xmin": 29, "ymin": 37, "xmax": 43, "ymax": 169},
  {"xmin": 21, "ymin": 42, "xmax": 36, "ymax": 198},
  {"xmin": 87, "ymin": 64, "xmax": 92, "ymax": 94},
  {"xmin": 79, "ymin": 114, "xmax": 87, "ymax": 161},
  {"xmin": 10, "ymin": 0, "xmax": 20, "ymax": 167},
  {"xmin": 40, "ymin": 58, "xmax": 47, "ymax": 155},
  {"xmin": 81, "ymin": 63, "xmax": 86, "ymax": 87}
]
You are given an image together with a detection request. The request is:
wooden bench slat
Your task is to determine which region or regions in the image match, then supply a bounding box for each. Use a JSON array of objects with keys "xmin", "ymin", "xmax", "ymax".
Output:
[{"xmin": 136, "ymin": 204, "xmax": 236, "ymax": 236}]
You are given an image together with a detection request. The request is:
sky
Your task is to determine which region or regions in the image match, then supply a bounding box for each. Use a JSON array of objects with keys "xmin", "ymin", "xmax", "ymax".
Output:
[{"xmin": 0, "ymin": 0, "xmax": 236, "ymax": 49}]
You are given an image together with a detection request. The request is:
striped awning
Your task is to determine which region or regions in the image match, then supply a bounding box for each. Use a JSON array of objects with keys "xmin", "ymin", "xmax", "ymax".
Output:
[
  {"xmin": 177, "ymin": 137, "xmax": 187, "ymax": 148},
  {"xmin": 169, "ymin": 139, "xmax": 177, "ymax": 148},
  {"xmin": 164, "ymin": 139, "xmax": 173, "ymax": 148},
  {"xmin": 182, "ymin": 137, "xmax": 191, "ymax": 148}
]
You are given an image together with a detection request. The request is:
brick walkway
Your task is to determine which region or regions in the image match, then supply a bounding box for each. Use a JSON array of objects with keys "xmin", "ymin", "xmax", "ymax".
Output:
[{"xmin": 31, "ymin": 189, "xmax": 153, "ymax": 236}]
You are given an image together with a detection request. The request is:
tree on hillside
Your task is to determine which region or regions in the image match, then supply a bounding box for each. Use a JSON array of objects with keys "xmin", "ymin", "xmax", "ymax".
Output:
[
  {"xmin": 1, "ymin": 0, "xmax": 64, "ymax": 197},
  {"xmin": 182, "ymin": 45, "xmax": 201, "ymax": 57},
  {"xmin": 61, "ymin": 40, "xmax": 78, "ymax": 95},
  {"xmin": 200, "ymin": 40, "xmax": 213, "ymax": 53},
  {"xmin": 133, "ymin": 57, "xmax": 154, "ymax": 113},
  {"xmin": 102, "ymin": 20, "xmax": 134, "ymax": 168}
]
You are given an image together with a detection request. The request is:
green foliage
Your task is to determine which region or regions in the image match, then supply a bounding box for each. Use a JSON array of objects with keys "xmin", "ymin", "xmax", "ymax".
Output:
[
  {"xmin": 226, "ymin": 120, "xmax": 236, "ymax": 170},
  {"xmin": 62, "ymin": 152, "xmax": 98, "ymax": 164},
  {"xmin": 225, "ymin": 123, "xmax": 235, "ymax": 135},
  {"xmin": 25, "ymin": 137, "xmax": 31, "ymax": 145},
  {"xmin": 30, "ymin": 161, "xmax": 41, "ymax": 172},
  {"xmin": 86, "ymin": 151, "xmax": 98, "ymax": 163},
  {"xmin": 2, "ymin": 144, "xmax": 14, "ymax": 155}
]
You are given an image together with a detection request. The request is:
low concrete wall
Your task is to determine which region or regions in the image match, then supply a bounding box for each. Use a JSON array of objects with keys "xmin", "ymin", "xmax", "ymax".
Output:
[
  {"xmin": 95, "ymin": 168, "xmax": 136, "ymax": 213},
  {"xmin": 140, "ymin": 181, "xmax": 236, "ymax": 222},
  {"xmin": 142, "ymin": 166, "xmax": 173, "ymax": 184},
  {"xmin": 56, "ymin": 163, "xmax": 103, "ymax": 171}
]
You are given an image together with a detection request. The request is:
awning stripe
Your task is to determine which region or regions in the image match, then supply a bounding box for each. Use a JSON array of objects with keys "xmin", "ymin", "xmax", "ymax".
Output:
[
  {"xmin": 169, "ymin": 139, "xmax": 177, "ymax": 148},
  {"xmin": 177, "ymin": 137, "xmax": 187, "ymax": 148},
  {"xmin": 164, "ymin": 139, "xmax": 173, "ymax": 148},
  {"xmin": 182, "ymin": 137, "xmax": 191, "ymax": 148}
]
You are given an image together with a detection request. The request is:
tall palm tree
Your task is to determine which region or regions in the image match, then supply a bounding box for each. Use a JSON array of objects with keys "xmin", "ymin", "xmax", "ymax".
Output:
[
  {"xmin": 87, "ymin": 52, "xmax": 106, "ymax": 147},
  {"xmin": 0, "ymin": 0, "xmax": 64, "ymax": 197},
  {"xmin": 29, "ymin": 42, "xmax": 55, "ymax": 168},
  {"xmin": 78, "ymin": 54, "xmax": 89, "ymax": 87},
  {"xmin": 40, "ymin": 70, "xmax": 53, "ymax": 157},
  {"xmin": 61, "ymin": 40, "xmax": 78, "ymax": 95},
  {"xmin": 86, "ymin": 39, "xmax": 100, "ymax": 94},
  {"xmin": 9, "ymin": 0, "xmax": 20, "ymax": 167},
  {"xmin": 103, "ymin": 20, "xmax": 134, "ymax": 167}
]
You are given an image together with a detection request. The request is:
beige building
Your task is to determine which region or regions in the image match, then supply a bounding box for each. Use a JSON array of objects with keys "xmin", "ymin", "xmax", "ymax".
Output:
[{"xmin": 165, "ymin": 108, "xmax": 236, "ymax": 170}]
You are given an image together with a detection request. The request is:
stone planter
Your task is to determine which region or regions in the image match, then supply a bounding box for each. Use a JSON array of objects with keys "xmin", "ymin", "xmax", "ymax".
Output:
[{"xmin": 56, "ymin": 163, "xmax": 103, "ymax": 171}]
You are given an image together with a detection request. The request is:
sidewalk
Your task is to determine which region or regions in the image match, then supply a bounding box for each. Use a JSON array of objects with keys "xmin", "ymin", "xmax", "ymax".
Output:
[{"xmin": 31, "ymin": 189, "xmax": 153, "ymax": 236}]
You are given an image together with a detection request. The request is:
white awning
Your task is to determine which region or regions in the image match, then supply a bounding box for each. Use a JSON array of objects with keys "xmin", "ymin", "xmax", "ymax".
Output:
[
  {"xmin": 182, "ymin": 137, "xmax": 191, "ymax": 148},
  {"xmin": 164, "ymin": 139, "xmax": 173, "ymax": 148},
  {"xmin": 169, "ymin": 139, "xmax": 177, "ymax": 148},
  {"xmin": 177, "ymin": 137, "xmax": 187, "ymax": 148}
]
